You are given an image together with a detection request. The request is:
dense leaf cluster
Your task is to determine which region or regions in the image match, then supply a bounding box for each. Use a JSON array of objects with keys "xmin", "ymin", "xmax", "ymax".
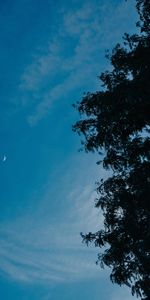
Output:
[{"xmin": 73, "ymin": 1, "xmax": 150, "ymax": 299}]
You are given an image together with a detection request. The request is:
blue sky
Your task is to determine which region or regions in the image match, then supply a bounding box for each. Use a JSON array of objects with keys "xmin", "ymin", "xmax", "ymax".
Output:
[{"xmin": 0, "ymin": 0, "xmax": 138, "ymax": 299}]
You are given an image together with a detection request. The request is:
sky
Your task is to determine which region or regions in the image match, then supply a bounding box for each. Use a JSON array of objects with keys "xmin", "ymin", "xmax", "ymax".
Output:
[{"xmin": 0, "ymin": 0, "xmax": 139, "ymax": 299}]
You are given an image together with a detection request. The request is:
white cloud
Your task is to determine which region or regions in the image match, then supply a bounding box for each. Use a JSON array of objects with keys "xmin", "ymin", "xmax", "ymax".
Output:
[
  {"xmin": 0, "ymin": 156, "xmax": 106, "ymax": 284},
  {"xmin": 0, "ymin": 189, "xmax": 100, "ymax": 283},
  {"xmin": 19, "ymin": 0, "xmax": 137, "ymax": 125},
  {"xmin": 20, "ymin": 39, "xmax": 62, "ymax": 93}
]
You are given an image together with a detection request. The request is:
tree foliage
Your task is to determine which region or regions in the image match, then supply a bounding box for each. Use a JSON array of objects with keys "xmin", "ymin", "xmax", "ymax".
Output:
[{"xmin": 73, "ymin": 1, "xmax": 150, "ymax": 299}]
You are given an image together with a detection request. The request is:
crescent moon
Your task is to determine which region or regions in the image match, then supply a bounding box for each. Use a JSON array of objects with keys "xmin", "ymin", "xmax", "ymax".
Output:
[{"xmin": 2, "ymin": 155, "xmax": 7, "ymax": 162}]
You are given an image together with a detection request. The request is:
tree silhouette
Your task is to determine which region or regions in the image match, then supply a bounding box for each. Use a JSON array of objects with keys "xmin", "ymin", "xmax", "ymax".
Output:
[{"xmin": 73, "ymin": 1, "xmax": 150, "ymax": 299}]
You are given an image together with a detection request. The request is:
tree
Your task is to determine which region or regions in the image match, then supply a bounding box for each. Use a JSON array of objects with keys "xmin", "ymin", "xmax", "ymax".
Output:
[{"xmin": 73, "ymin": 1, "xmax": 150, "ymax": 299}]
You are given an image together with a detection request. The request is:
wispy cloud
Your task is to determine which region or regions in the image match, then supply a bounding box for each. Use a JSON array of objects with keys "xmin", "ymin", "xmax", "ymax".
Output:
[
  {"xmin": 19, "ymin": 0, "xmax": 137, "ymax": 125},
  {"xmin": 0, "ymin": 189, "xmax": 100, "ymax": 283},
  {"xmin": 0, "ymin": 156, "xmax": 105, "ymax": 284}
]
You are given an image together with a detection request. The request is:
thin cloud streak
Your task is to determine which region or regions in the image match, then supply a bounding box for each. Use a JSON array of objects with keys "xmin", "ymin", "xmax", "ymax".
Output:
[
  {"xmin": 0, "ymin": 159, "xmax": 104, "ymax": 284},
  {"xmin": 19, "ymin": 0, "xmax": 137, "ymax": 125}
]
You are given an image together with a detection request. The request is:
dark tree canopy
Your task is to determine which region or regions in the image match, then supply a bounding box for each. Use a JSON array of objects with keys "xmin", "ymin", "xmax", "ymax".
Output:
[{"xmin": 73, "ymin": 1, "xmax": 150, "ymax": 299}]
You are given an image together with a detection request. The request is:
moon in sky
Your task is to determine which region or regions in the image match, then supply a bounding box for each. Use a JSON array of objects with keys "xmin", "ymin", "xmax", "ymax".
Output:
[{"xmin": 2, "ymin": 155, "xmax": 7, "ymax": 162}]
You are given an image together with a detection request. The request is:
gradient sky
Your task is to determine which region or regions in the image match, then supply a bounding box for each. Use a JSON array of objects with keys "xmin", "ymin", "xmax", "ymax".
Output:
[{"xmin": 0, "ymin": 1, "xmax": 139, "ymax": 299}]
